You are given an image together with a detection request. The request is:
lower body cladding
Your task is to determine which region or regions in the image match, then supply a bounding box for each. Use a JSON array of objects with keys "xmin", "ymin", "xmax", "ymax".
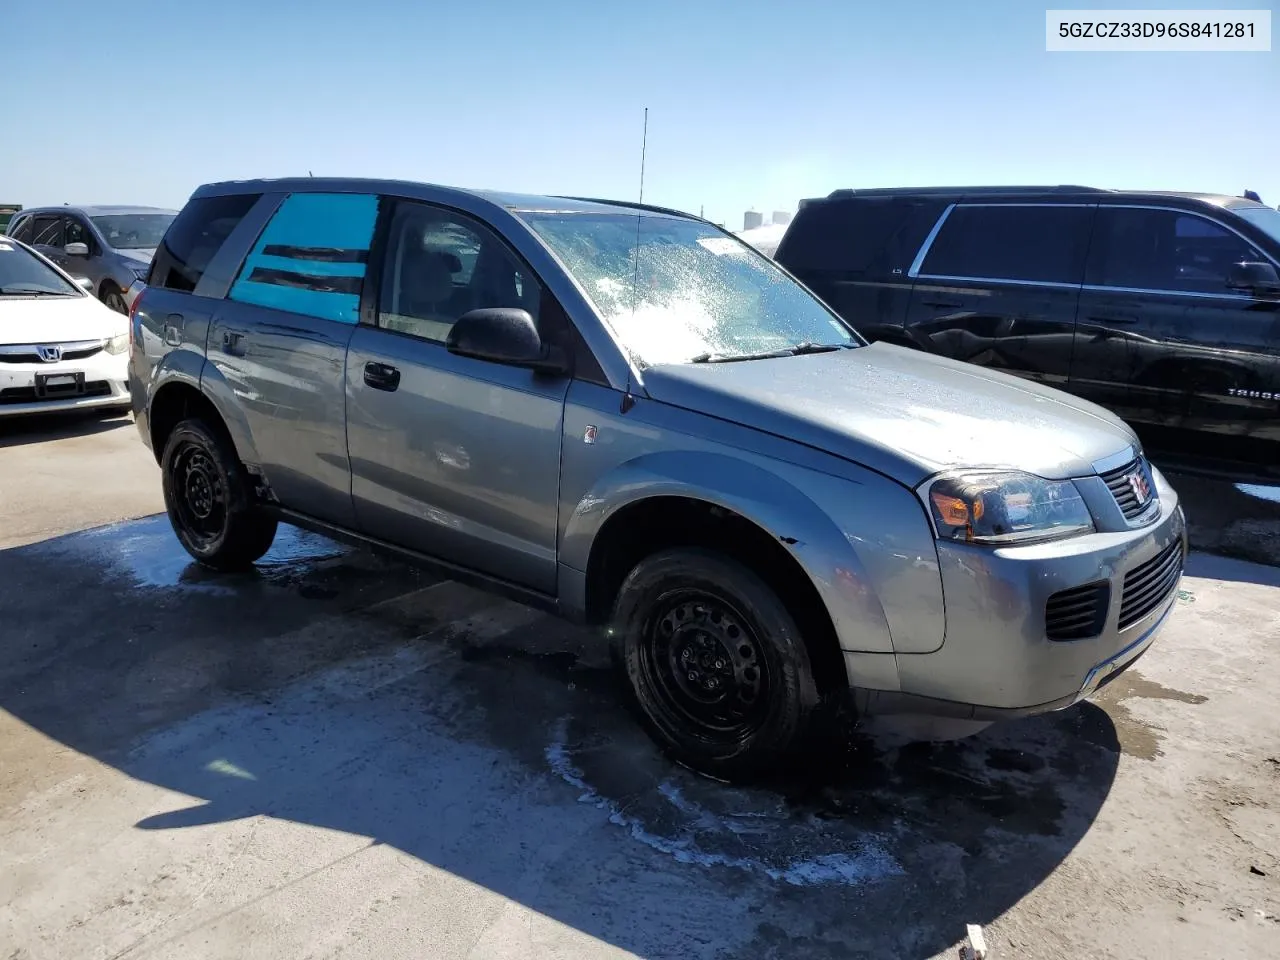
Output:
[
  {"xmin": 0, "ymin": 351, "xmax": 130, "ymax": 417},
  {"xmin": 853, "ymin": 492, "xmax": 1187, "ymax": 740}
]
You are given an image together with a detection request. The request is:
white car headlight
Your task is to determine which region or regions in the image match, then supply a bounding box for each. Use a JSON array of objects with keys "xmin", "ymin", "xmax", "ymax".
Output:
[
  {"xmin": 921, "ymin": 470, "xmax": 1094, "ymax": 545},
  {"xmin": 105, "ymin": 333, "xmax": 129, "ymax": 355}
]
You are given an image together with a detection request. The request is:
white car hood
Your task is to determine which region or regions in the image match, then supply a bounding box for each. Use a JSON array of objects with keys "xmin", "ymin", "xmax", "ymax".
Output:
[{"xmin": 0, "ymin": 294, "xmax": 127, "ymax": 345}]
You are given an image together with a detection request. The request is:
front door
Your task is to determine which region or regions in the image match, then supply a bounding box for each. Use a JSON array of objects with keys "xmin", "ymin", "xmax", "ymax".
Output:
[
  {"xmin": 903, "ymin": 203, "xmax": 1093, "ymax": 388},
  {"xmin": 1071, "ymin": 206, "xmax": 1280, "ymax": 468},
  {"xmin": 345, "ymin": 199, "xmax": 568, "ymax": 593}
]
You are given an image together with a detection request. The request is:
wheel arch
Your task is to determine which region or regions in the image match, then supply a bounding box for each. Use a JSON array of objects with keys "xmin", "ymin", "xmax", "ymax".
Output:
[{"xmin": 146, "ymin": 361, "xmax": 260, "ymax": 470}]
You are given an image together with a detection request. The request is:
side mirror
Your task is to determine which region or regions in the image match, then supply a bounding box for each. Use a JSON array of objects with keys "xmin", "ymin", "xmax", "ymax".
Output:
[
  {"xmin": 1227, "ymin": 260, "xmax": 1280, "ymax": 295},
  {"xmin": 65, "ymin": 241, "xmax": 89, "ymax": 257},
  {"xmin": 72, "ymin": 276, "xmax": 94, "ymax": 292},
  {"xmin": 446, "ymin": 308, "xmax": 569, "ymax": 375}
]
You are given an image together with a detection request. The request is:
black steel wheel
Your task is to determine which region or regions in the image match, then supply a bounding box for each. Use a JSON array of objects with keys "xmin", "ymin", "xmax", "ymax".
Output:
[
  {"xmin": 161, "ymin": 418, "xmax": 277, "ymax": 570},
  {"xmin": 612, "ymin": 548, "xmax": 819, "ymax": 781}
]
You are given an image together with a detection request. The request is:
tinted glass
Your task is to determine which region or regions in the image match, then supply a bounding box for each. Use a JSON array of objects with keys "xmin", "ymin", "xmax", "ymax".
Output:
[
  {"xmin": 30, "ymin": 217, "xmax": 64, "ymax": 248},
  {"xmin": 230, "ymin": 192, "xmax": 378, "ymax": 323},
  {"xmin": 1089, "ymin": 208, "xmax": 1267, "ymax": 294},
  {"xmin": 778, "ymin": 198, "xmax": 935, "ymax": 276},
  {"xmin": 151, "ymin": 193, "xmax": 260, "ymax": 293},
  {"xmin": 91, "ymin": 213, "xmax": 176, "ymax": 250},
  {"xmin": 920, "ymin": 205, "xmax": 1092, "ymax": 284},
  {"xmin": 379, "ymin": 202, "xmax": 540, "ymax": 344},
  {"xmin": 524, "ymin": 212, "xmax": 857, "ymax": 365},
  {"xmin": 65, "ymin": 219, "xmax": 90, "ymax": 247},
  {"xmin": 0, "ymin": 239, "xmax": 79, "ymax": 296},
  {"xmin": 8, "ymin": 217, "xmax": 33, "ymax": 243}
]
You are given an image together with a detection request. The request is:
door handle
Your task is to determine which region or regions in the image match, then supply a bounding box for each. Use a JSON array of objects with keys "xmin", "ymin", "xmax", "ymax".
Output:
[
  {"xmin": 363, "ymin": 361, "xmax": 400, "ymax": 392},
  {"xmin": 221, "ymin": 328, "xmax": 248, "ymax": 356},
  {"xmin": 1087, "ymin": 314, "xmax": 1140, "ymax": 325},
  {"xmin": 922, "ymin": 298, "xmax": 964, "ymax": 309}
]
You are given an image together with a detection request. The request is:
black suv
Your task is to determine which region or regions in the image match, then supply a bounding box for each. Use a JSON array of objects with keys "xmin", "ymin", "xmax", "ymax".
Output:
[{"xmin": 775, "ymin": 187, "xmax": 1280, "ymax": 479}]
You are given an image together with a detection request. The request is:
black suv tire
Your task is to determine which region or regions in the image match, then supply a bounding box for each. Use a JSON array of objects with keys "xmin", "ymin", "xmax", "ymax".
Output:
[
  {"xmin": 611, "ymin": 548, "xmax": 819, "ymax": 781},
  {"xmin": 161, "ymin": 418, "xmax": 278, "ymax": 571}
]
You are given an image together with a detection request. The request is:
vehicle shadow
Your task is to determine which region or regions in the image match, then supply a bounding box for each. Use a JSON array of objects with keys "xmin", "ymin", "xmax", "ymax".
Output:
[
  {"xmin": 0, "ymin": 408, "xmax": 132, "ymax": 448},
  {"xmin": 0, "ymin": 518, "xmax": 1123, "ymax": 959},
  {"xmin": 1166, "ymin": 470, "xmax": 1280, "ymax": 569}
]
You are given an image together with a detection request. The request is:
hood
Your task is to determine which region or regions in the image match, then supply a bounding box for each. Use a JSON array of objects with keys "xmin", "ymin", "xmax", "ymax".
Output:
[
  {"xmin": 119, "ymin": 248, "xmax": 155, "ymax": 265},
  {"xmin": 640, "ymin": 343, "xmax": 1139, "ymax": 486},
  {"xmin": 0, "ymin": 294, "xmax": 127, "ymax": 345}
]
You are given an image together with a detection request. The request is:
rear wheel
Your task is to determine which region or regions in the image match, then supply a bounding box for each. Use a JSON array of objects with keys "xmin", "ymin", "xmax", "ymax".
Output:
[
  {"xmin": 611, "ymin": 548, "xmax": 819, "ymax": 781},
  {"xmin": 161, "ymin": 419, "xmax": 277, "ymax": 570}
]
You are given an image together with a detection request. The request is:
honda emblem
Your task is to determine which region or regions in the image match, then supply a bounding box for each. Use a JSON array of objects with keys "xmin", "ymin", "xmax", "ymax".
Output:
[{"xmin": 36, "ymin": 345, "xmax": 62, "ymax": 363}]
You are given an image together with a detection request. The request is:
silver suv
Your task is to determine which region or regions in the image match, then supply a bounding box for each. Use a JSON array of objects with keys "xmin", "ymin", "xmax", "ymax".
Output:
[
  {"xmin": 130, "ymin": 179, "xmax": 1187, "ymax": 779},
  {"xmin": 6, "ymin": 205, "xmax": 177, "ymax": 313}
]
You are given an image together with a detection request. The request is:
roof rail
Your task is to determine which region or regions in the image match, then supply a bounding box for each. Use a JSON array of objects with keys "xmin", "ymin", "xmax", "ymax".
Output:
[
  {"xmin": 555, "ymin": 196, "xmax": 703, "ymax": 221},
  {"xmin": 825, "ymin": 185, "xmax": 1110, "ymax": 199}
]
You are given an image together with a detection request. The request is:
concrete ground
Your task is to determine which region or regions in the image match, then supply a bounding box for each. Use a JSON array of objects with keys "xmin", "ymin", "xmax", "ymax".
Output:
[{"xmin": 1, "ymin": 410, "xmax": 1278, "ymax": 960}]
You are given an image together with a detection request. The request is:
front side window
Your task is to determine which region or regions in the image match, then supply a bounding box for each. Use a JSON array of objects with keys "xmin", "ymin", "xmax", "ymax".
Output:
[
  {"xmin": 1234, "ymin": 206, "xmax": 1280, "ymax": 247},
  {"xmin": 1088, "ymin": 208, "xmax": 1267, "ymax": 294},
  {"xmin": 65, "ymin": 219, "xmax": 91, "ymax": 248},
  {"xmin": 522, "ymin": 211, "xmax": 858, "ymax": 365},
  {"xmin": 920, "ymin": 205, "xmax": 1093, "ymax": 284},
  {"xmin": 378, "ymin": 202, "xmax": 540, "ymax": 344},
  {"xmin": 152, "ymin": 193, "xmax": 262, "ymax": 293},
  {"xmin": 90, "ymin": 213, "xmax": 176, "ymax": 251},
  {"xmin": 229, "ymin": 192, "xmax": 379, "ymax": 323},
  {"xmin": 0, "ymin": 239, "xmax": 79, "ymax": 296}
]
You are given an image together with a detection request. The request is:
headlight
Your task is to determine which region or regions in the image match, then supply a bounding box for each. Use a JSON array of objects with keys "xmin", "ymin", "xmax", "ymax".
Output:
[
  {"xmin": 105, "ymin": 333, "xmax": 129, "ymax": 355},
  {"xmin": 922, "ymin": 471, "xmax": 1094, "ymax": 545}
]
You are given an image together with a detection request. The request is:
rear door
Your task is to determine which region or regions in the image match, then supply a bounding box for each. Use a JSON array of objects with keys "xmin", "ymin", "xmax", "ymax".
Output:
[
  {"xmin": 209, "ymin": 191, "xmax": 381, "ymax": 527},
  {"xmin": 1072, "ymin": 205, "xmax": 1280, "ymax": 466},
  {"xmin": 903, "ymin": 203, "xmax": 1094, "ymax": 387},
  {"xmin": 345, "ymin": 198, "xmax": 569, "ymax": 593}
]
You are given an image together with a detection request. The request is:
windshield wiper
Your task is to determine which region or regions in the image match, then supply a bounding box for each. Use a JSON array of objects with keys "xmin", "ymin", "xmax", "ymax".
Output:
[
  {"xmin": 0, "ymin": 288, "xmax": 74, "ymax": 297},
  {"xmin": 690, "ymin": 342, "xmax": 849, "ymax": 364}
]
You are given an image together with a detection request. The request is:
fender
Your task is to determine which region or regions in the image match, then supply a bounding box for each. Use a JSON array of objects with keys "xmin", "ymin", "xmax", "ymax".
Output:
[
  {"xmin": 562, "ymin": 450, "xmax": 898, "ymax": 655},
  {"xmin": 195, "ymin": 358, "xmax": 263, "ymax": 468}
]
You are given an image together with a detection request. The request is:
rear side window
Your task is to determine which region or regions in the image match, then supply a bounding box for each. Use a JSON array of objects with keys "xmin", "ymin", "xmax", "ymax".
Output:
[
  {"xmin": 920, "ymin": 205, "xmax": 1093, "ymax": 284},
  {"xmin": 228, "ymin": 192, "xmax": 379, "ymax": 324},
  {"xmin": 151, "ymin": 193, "xmax": 261, "ymax": 293},
  {"xmin": 8, "ymin": 217, "xmax": 33, "ymax": 243},
  {"xmin": 1087, "ymin": 207, "xmax": 1269, "ymax": 294},
  {"xmin": 778, "ymin": 198, "xmax": 935, "ymax": 276}
]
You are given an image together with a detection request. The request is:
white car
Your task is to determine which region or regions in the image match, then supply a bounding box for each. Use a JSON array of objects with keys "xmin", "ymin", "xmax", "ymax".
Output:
[{"xmin": 0, "ymin": 237, "xmax": 131, "ymax": 417}]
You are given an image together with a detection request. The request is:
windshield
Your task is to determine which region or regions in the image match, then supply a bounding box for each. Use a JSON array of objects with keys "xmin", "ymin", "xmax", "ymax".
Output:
[
  {"xmin": 522, "ymin": 211, "xmax": 860, "ymax": 365},
  {"xmin": 0, "ymin": 240, "xmax": 79, "ymax": 296},
  {"xmin": 1237, "ymin": 207, "xmax": 1280, "ymax": 247},
  {"xmin": 90, "ymin": 213, "xmax": 176, "ymax": 250}
]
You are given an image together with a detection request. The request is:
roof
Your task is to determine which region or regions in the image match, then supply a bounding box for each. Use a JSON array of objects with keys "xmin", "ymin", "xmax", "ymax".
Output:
[
  {"xmin": 18, "ymin": 204, "xmax": 178, "ymax": 216},
  {"xmin": 191, "ymin": 177, "xmax": 699, "ymax": 220},
  {"xmin": 809, "ymin": 186, "xmax": 1268, "ymax": 211}
]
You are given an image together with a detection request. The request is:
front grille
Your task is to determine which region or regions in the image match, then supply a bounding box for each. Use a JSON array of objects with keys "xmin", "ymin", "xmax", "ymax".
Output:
[
  {"xmin": 1119, "ymin": 539, "xmax": 1184, "ymax": 631},
  {"xmin": 1046, "ymin": 582, "xmax": 1110, "ymax": 641},
  {"xmin": 0, "ymin": 340, "xmax": 106, "ymax": 363},
  {"xmin": 1100, "ymin": 457, "xmax": 1158, "ymax": 521},
  {"xmin": 0, "ymin": 380, "xmax": 111, "ymax": 404}
]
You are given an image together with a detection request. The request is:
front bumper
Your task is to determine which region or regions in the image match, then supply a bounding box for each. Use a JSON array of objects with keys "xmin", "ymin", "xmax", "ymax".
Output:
[
  {"xmin": 0, "ymin": 349, "xmax": 130, "ymax": 417},
  {"xmin": 866, "ymin": 478, "xmax": 1187, "ymax": 722}
]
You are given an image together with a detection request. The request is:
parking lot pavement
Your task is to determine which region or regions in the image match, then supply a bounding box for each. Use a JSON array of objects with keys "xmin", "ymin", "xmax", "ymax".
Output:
[{"xmin": 1, "ymin": 425, "xmax": 1278, "ymax": 959}]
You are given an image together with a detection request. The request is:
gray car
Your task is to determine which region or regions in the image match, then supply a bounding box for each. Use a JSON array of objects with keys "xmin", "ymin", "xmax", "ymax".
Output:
[
  {"xmin": 5, "ymin": 205, "xmax": 177, "ymax": 313},
  {"xmin": 130, "ymin": 178, "xmax": 1187, "ymax": 780}
]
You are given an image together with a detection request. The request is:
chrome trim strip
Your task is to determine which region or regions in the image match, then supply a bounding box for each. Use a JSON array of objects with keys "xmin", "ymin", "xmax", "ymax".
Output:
[
  {"xmin": 916, "ymin": 274, "xmax": 1082, "ymax": 290},
  {"xmin": 1081, "ymin": 283, "xmax": 1257, "ymax": 301},
  {"xmin": 907, "ymin": 203, "xmax": 954, "ymax": 278},
  {"xmin": 1078, "ymin": 597, "xmax": 1172, "ymax": 699},
  {"xmin": 0, "ymin": 339, "xmax": 106, "ymax": 355},
  {"xmin": 1091, "ymin": 446, "xmax": 1138, "ymax": 476}
]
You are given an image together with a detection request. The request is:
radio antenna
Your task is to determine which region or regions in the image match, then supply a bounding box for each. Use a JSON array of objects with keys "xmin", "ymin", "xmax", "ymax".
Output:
[{"xmin": 622, "ymin": 107, "xmax": 648, "ymax": 415}]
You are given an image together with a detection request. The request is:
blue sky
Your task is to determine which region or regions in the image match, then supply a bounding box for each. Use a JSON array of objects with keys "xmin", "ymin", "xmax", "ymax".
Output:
[{"xmin": 6, "ymin": 0, "xmax": 1277, "ymax": 226}]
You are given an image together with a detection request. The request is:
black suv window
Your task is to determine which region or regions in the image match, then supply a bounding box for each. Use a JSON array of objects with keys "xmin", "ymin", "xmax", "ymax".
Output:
[
  {"xmin": 1088, "ymin": 207, "xmax": 1269, "ymax": 295},
  {"xmin": 919, "ymin": 205, "xmax": 1092, "ymax": 284},
  {"xmin": 151, "ymin": 193, "xmax": 261, "ymax": 293}
]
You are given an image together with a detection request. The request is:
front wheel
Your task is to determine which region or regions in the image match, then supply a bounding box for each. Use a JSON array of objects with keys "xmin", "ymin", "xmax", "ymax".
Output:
[
  {"xmin": 611, "ymin": 548, "xmax": 819, "ymax": 781},
  {"xmin": 101, "ymin": 285, "xmax": 127, "ymax": 314},
  {"xmin": 160, "ymin": 418, "xmax": 277, "ymax": 570}
]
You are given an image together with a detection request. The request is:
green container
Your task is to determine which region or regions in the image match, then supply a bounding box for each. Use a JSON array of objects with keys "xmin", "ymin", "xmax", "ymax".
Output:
[{"xmin": 0, "ymin": 205, "xmax": 23, "ymax": 234}]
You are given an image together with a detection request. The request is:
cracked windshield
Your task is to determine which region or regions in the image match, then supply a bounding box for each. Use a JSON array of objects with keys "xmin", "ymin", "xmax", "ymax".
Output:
[{"xmin": 525, "ymin": 212, "xmax": 858, "ymax": 365}]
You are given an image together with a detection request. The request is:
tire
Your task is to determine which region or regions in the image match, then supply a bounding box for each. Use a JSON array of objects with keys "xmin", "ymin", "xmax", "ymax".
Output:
[
  {"xmin": 101, "ymin": 284, "xmax": 127, "ymax": 314},
  {"xmin": 160, "ymin": 418, "xmax": 277, "ymax": 571},
  {"xmin": 610, "ymin": 548, "xmax": 819, "ymax": 781}
]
